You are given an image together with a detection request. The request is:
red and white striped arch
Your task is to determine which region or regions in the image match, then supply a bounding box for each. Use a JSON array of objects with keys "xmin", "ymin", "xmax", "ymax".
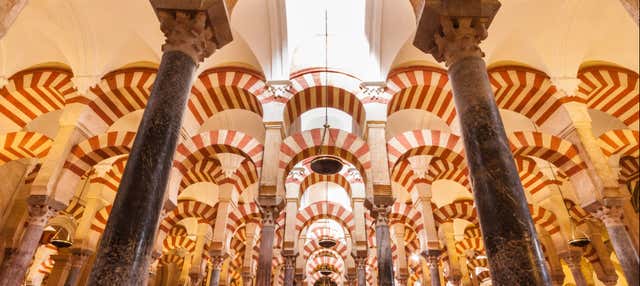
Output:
[
  {"xmin": 90, "ymin": 205, "xmax": 112, "ymax": 234},
  {"xmin": 302, "ymin": 237, "xmax": 349, "ymax": 260},
  {"xmin": 619, "ymin": 156, "xmax": 639, "ymax": 187},
  {"xmin": 289, "ymin": 69, "xmax": 362, "ymax": 99},
  {"xmin": 433, "ymin": 199, "xmax": 478, "ymax": 225},
  {"xmin": 162, "ymin": 233, "xmax": 196, "ymax": 253},
  {"xmin": 488, "ymin": 66, "xmax": 562, "ymax": 126},
  {"xmin": 159, "ymin": 254, "xmax": 184, "ymax": 266},
  {"xmin": 159, "ymin": 200, "xmax": 218, "ymax": 233},
  {"xmin": 307, "ymin": 255, "xmax": 345, "ymax": 283},
  {"xmin": 56, "ymin": 131, "xmax": 135, "ymax": 200},
  {"xmin": 391, "ymin": 160, "xmax": 417, "ymax": 193},
  {"xmin": 295, "ymin": 201, "xmax": 355, "ymax": 234},
  {"xmin": 68, "ymin": 68, "xmax": 156, "ymax": 132},
  {"xmin": 597, "ymin": 129, "xmax": 639, "ymax": 157},
  {"xmin": 464, "ymin": 225, "xmax": 482, "ymax": 239},
  {"xmin": 508, "ymin": 131, "xmax": 586, "ymax": 177},
  {"xmin": 563, "ymin": 199, "xmax": 591, "ymax": 225},
  {"xmin": 528, "ymin": 204, "xmax": 560, "ymax": 235},
  {"xmin": 387, "ymin": 129, "xmax": 465, "ymax": 172},
  {"xmin": 455, "ymin": 237, "xmax": 485, "ymax": 255},
  {"xmin": 89, "ymin": 156, "xmax": 128, "ymax": 193},
  {"xmin": 514, "ymin": 156, "xmax": 556, "ymax": 196},
  {"xmin": 424, "ymin": 157, "xmax": 470, "ymax": 189},
  {"xmin": 63, "ymin": 197, "xmax": 84, "ymax": 221},
  {"xmin": 178, "ymin": 158, "xmax": 225, "ymax": 191},
  {"xmin": 186, "ymin": 67, "xmax": 265, "ymax": 130},
  {"xmin": 477, "ymin": 270, "xmax": 491, "ymax": 282},
  {"xmin": 226, "ymin": 202, "xmax": 261, "ymax": 233},
  {"xmin": 283, "ymin": 86, "xmax": 366, "ymax": 132},
  {"xmin": 389, "ymin": 202, "xmax": 424, "ymax": 234},
  {"xmin": 299, "ymin": 172, "xmax": 352, "ymax": 196},
  {"xmin": 386, "ymin": 66, "xmax": 456, "ymax": 126},
  {"xmin": 279, "ymin": 128, "xmax": 371, "ymax": 180},
  {"xmin": 0, "ymin": 68, "xmax": 75, "ymax": 131},
  {"xmin": 578, "ymin": 65, "xmax": 639, "ymax": 129},
  {"xmin": 173, "ymin": 130, "xmax": 263, "ymax": 175},
  {"xmin": 0, "ymin": 131, "xmax": 52, "ymax": 165}
]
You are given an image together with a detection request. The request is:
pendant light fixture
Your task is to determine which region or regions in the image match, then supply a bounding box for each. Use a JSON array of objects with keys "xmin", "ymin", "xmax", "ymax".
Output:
[
  {"xmin": 50, "ymin": 227, "xmax": 73, "ymax": 248},
  {"xmin": 551, "ymin": 167, "xmax": 591, "ymax": 247},
  {"xmin": 318, "ymin": 180, "xmax": 337, "ymax": 248},
  {"xmin": 310, "ymin": 9, "xmax": 343, "ymax": 176}
]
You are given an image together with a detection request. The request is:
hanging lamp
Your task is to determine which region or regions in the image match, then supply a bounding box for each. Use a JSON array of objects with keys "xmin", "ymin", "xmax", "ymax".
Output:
[
  {"xmin": 550, "ymin": 167, "xmax": 590, "ymax": 247},
  {"xmin": 310, "ymin": 9, "xmax": 342, "ymax": 176},
  {"xmin": 50, "ymin": 227, "xmax": 73, "ymax": 248}
]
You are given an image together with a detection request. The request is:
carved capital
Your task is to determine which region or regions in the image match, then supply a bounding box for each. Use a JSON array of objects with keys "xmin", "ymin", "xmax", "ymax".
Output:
[
  {"xmin": 26, "ymin": 203, "xmax": 57, "ymax": 226},
  {"xmin": 372, "ymin": 205, "xmax": 391, "ymax": 226},
  {"xmin": 210, "ymin": 253, "xmax": 227, "ymax": 269},
  {"xmin": 353, "ymin": 255, "xmax": 367, "ymax": 270},
  {"xmin": 413, "ymin": 0, "xmax": 500, "ymax": 67},
  {"xmin": 157, "ymin": 10, "xmax": 217, "ymax": 63},
  {"xmin": 283, "ymin": 253, "xmax": 297, "ymax": 270},
  {"xmin": 592, "ymin": 204, "xmax": 625, "ymax": 227},
  {"xmin": 560, "ymin": 249, "xmax": 583, "ymax": 268},
  {"xmin": 421, "ymin": 249, "xmax": 442, "ymax": 267}
]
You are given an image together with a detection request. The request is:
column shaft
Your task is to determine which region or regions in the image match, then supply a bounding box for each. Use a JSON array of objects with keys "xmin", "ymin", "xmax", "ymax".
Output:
[
  {"xmin": 374, "ymin": 206, "xmax": 395, "ymax": 286},
  {"xmin": 594, "ymin": 204, "xmax": 639, "ymax": 285},
  {"xmin": 0, "ymin": 203, "xmax": 56, "ymax": 286},
  {"xmin": 448, "ymin": 56, "xmax": 550, "ymax": 285},
  {"xmin": 255, "ymin": 205, "xmax": 278, "ymax": 286},
  {"xmin": 354, "ymin": 257, "xmax": 367, "ymax": 286},
  {"xmin": 87, "ymin": 50, "xmax": 196, "ymax": 285},
  {"xmin": 64, "ymin": 249, "xmax": 91, "ymax": 286},
  {"xmin": 422, "ymin": 250, "xmax": 442, "ymax": 286},
  {"xmin": 283, "ymin": 254, "xmax": 296, "ymax": 286}
]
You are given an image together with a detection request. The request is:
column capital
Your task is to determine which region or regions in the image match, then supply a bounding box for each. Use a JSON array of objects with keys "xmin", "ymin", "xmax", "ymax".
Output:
[
  {"xmin": 283, "ymin": 253, "xmax": 297, "ymax": 270},
  {"xmin": 592, "ymin": 202, "xmax": 625, "ymax": 227},
  {"xmin": 560, "ymin": 249, "xmax": 583, "ymax": 268},
  {"xmin": 421, "ymin": 249, "xmax": 442, "ymax": 267},
  {"xmin": 25, "ymin": 200, "xmax": 58, "ymax": 226},
  {"xmin": 353, "ymin": 255, "xmax": 368, "ymax": 270},
  {"xmin": 413, "ymin": 0, "xmax": 501, "ymax": 67},
  {"xmin": 210, "ymin": 253, "xmax": 228, "ymax": 269},
  {"xmin": 150, "ymin": 0, "xmax": 232, "ymax": 64},
  {"xmin": 257, "ymin": 198, "xmax": 284, "ymax": 227}
]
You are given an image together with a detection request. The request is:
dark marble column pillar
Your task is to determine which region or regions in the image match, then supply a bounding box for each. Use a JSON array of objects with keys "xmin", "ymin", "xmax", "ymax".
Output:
[
  {"xmin": 413, "ymin": 3, "xmax": 550, "ymax": 285},
  {"xmin": 283, "ymin": 253, "xmax": 296, "ymax": 286},
  {"xmin": 593, "ymin": 203, "xmax": 639, "ymax": 286},
  {"xmin": 209, "ymin": 255, "xmax": 226, "ymax": 286},
  {"xmin": 0, "ymin": 202, "xmax": 56, "ymax": 286},
  {"xmin": 255, "ymin": 204, "xmax": 280, "ymax": 286},
  {"xmin": 64, "ymin": 248, "xmax": 91, "ymax": 286},
  {"xmin": 421, "ymin": 250, "xmax": 442, "ymax": 286},
  {"xmin": 354, "ymin": 256, "xmax": 367, "ymax": 286},
  {"xmin": 87, "ymin": 4, "xmax": 230, "ymax": 285},
  {"xmin": 373, "ymin": 205, "xmax": 395, "ymax": 286},
  {"xmin": 561, "ymin": 250, "xmax": 588, "ymax": 286}
]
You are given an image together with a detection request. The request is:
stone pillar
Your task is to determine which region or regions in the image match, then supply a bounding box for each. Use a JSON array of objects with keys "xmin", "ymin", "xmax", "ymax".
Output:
[
  {"xmin": 255, "ymin": 199, "xmax": 282, "ymax": 286},
  {"xmin": 353, "ymin": 255, "xmax": 367, "ymax": 286},
  {"xmin": 391, "ymin": 224, "xmax": 409, "ymax": 285},
  {"xmin": 47, "ymin": 250, "xmax": 72, "ymax": 286},
  {"xmin": 413, "ymin": 2, "xmax": 550, "ymax": 284},
  {"xmin": 64, "ymin": 248, "xmax": 92, "ymax": 286},
  {"xmin": 294, "ymin": 273, "xmax": 304, "ymax": 286},
  {"xmin": 421, "ymin": 250, "xmax": 442, "ymax": 286},
  {"xmin": 210, "ymin": 254, "xmax": 227, "ymax": 286},
  {"xmin": 242, "ymin": 222, "xmax": 258, "ymax": 286},
  {"xmin": 372, "ymin": 204, "xmax": 395, "ymax": 286},
  {"xmin": 458, "ymin": 254, "xmax": 471, "ymax": 286},
  {"xmin": 592, "ymin": 202, "xmax": 639, "ymax": 285},
  {"xmin": 190, "ymin": 224, "xmax": 211, "ymax": 286},
  {"xmin": 345, "ymin": 273, "xmax": 356, "ymax": 286},
  {"xmin": 536, "ymin": 227, "xmax": 565, "ymax": 286},
  {"xmin": 283, "ymin": 253, "xmax": 296, "ymax": 286},
  {"xmin": 561, "ymin": 249, "xmax": 588, "ymax": 286},
  {"xmin": 87, "ymin": 3, "xmax": 230, "ymax": 285},
  {"xmin": 439, "ymin": 223, "xmax": 461, "ymax": 286},
  {"xmin": 0, "ymin": 202, "xmax": 57, "ymax": 286}
]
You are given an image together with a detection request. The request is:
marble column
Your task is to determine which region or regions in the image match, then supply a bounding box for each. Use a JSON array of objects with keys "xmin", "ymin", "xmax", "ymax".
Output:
[
  {"xmin": 353, "ymin": 255, "xmax": 367, "ymax": 286},
  {"xmin": 283, "ymin": 253, "xmax": 296, "ymax": 286},
  {"xmin": 413, "ymin": 3, "xmax": 550, "ymax": 284},
  {"xmin": 0, "ymin": 202, "xmax": 56, "ymax": 286},
  {"xmin": 440, "ymin": 223, "xmax": 461, "ymax": 286},
  {"xmin": 421, "ymin": 250, "xmax": 442, "ymax": 286},
  {"xmin": 391, "ymin": 224, "xmax": 409, "ymax": 285},
  {"xmin": 255, "ymin": 202, "xmax": 280, "ymax": 286},
  {"xmin": 561, "ymin": 249, "xmax": 588, "ymax": 286},
  {"xmin": 372, "ymin": 205, "xmax": 395, "ymax": 286},
  {"xmin": 294, "ymin": 273, "xmax": 304, "ymax": 286},
  {"xmin": 593, "ymin": 202, "xmax": 639, "ymax": 285},
  {"xmin": 210, "ymin": 255, "xmax": 226, "ymax": 286},
  {"xmin": 64, "ymin": 248, "xmax": 91, "ymax": 286},
  {"xmin": 87, "ymin": 4, "xmax": 230, "ymax": 285}
]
